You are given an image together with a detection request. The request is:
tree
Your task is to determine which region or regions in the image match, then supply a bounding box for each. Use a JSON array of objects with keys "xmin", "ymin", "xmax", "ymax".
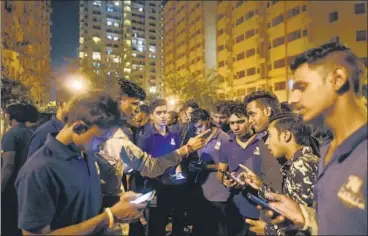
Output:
[
  {"xmin": 163, "ymin": 69, "xmax": 222, "ymax": 110},
  {"xmin": 1, "ymin": 76, "xmax": 34, "ymax": 109}
]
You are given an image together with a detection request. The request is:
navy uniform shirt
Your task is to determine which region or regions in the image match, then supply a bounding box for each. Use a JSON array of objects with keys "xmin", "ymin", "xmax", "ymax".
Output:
[
  {"xmin": 15, "ymin": 133, "xmax": 102, "ymax": 233},
  {"xmin": 315, "ymin": 125, "xmax": 367, "ymax": 235},
  {"xmin": 137, "ymin": 126, "xmax": 180, "ymax": 175},
  {"xmin": 219, "ymin": 133, "xmax": 264, "ymax": 219},
  {"xmin": 197, "ymin": 128, "xmax": 231, "ymax": 202},
  {"xmin": 27, "ymin": 116, "xmax": 64, "ymax": 158},
  {"xmin": 1, "ymin": 123, "xmax": 33, "ymax": 201}
]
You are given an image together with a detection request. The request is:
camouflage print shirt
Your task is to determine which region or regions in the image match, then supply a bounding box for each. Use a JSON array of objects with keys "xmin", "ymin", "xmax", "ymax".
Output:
[{"xmin": 258, "ymin": 147, "xmax": 319, "ymax": 236}]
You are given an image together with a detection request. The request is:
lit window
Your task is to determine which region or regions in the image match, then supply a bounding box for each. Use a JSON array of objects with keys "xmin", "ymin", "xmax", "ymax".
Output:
[
  {"xmin": 92, "ymin": 36, "xmax": 101, "ymax": 43},
  {"xmin": 93, "ymin": 1, "xmax": 101, "ymax": 7},
  {"xmin": 114, "ymin": 22, "xmax": 119, "ymax": 27},
  {"xmin": 112, "ymin": 56, "xmax": 121, "ymax": 63},
  {"xmin": 124, "ymin": 6, "xmax": 131, "ymax": 12},
  {"xmin": 92, "ymin": 52, "xmax": 101, "ymax": 60},
  {"xmin": 106, "ymin": 48, "xmax": 113, "ymax": 54},
  {"xmin": 149, "ymin": 46, "xmax": 156, "ymax": 53},
  {"xmin": 137, "ymin": 45, "xmax": 144, "ymax": 52},
  {"xmin": 139, "ymin": 7, "xmax": 143, "ymax": 12},
  {"xmin": 93, "ymin": 62, "xmax": 101, "ymax": 68},
  {"xmin": 107, "ymin": 20, "xmax": 113, "ymax": 26},
  {"xmin": 107, "ymin": 7, "xmax": 114, "ymax": 12},
  {"xmin": 132, "ymin": 53, "xmax": 137, "ymax": 57},
  {"xmin": 132, "ymin": 39, "xmax": 137, "ymax": 44},
  {"xmin": 114, "ymin": 1, "xmax": 120, "ymax": 6},
  {"xmin": 79, "ymin": 52, "xmax": 84, "ymax": 58},
  {"xmin": 79, "ymin": 37, "xmax": 84, "ymax": 44},
  {"xmin": 113, "ymin": 36, "xmax": 119, "ymax": 41},
  {"xmin": 107, "ymin": 35, "xmax": 113, "ymax": 40},
  {"xmin": 138, "ymin": 40, "xmax": 143, "ymax": 45},
  {"xmin": 124, "ymin": 68, "xmax": 131, "ymax": 73},
  {"xmin": 132, "ymin": 64, "xmax": 137, "ymax": 69}
]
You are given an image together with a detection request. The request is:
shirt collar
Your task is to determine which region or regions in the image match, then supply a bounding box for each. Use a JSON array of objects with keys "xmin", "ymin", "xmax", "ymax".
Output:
[
  {"xmin": 323, "ymin": 124, "xmax": 367, "ymax": 164},
  {"xmin": 51, "ymin": 116, "xmax": 64, "ymax": 131},
  {"xmin": 280, "ymin": 146, "xmax": 313, "ymax": 174},
  {"xmin": 44, "ymin": 133, "xmax": 81, "ymax": 161}
]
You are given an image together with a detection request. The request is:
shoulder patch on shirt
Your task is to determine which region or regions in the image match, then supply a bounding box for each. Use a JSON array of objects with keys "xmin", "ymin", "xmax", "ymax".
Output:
[
  {"xmin": 253, "ymin": 146, "xmax": 260, "ymax": 155},
  {"xmin": 170, "ymin": 138, "xmax": 176, "ymax": 146},
  {"xmin": 214, "ymin": 141, "xmax": 221, "ymax": 150},
  {"xmin": 337, "ymin": 175, "xmax": 365, "ymax": 210}
]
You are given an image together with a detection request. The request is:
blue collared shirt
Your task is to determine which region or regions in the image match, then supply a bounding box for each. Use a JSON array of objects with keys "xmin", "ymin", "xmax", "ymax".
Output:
[
  {"xmin": 16, "ymin": 133, "xmax": 102, "ymax": 233},
  {"xmin": 27, "ymin": 116, "xmax": 64, "ymax": 158},
  {"xmin": 197, "ymin": 128, "xmax": 231, "ymax": 202},
  {"xmin": 137, "ymin": 126, "xmax": 180, "ymax": 175},
  {"xmin": 315, "ymin": 124, "xmax": 367, "ymax": 235},
  {"xmin": 219, "ymin": 133, "xmax": 265, "ymax": 219}
]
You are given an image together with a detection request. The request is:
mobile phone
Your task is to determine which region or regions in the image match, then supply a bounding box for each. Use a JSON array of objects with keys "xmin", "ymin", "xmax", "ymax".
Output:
[
  {"xmin": 247, "ymin": 193, "xmax": 282, "ymax": 216},
  {"xmin": 230, "ymin": 172, "xmax": 246, "ymax": 185},
  {"xmin": 247, "ymin": 193, "xmax": 293, "ymax": 227},
  {"xmin": 130, "ymin": 191, "xmax": 156, "ymax": 204}
]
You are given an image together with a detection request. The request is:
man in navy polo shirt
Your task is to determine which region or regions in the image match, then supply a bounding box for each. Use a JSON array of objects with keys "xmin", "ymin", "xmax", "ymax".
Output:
[
  {"xmin": 189, "ymin": 108, "xmax": 235, "ymax": 236},
  {"xmin": 212, "ymin": 100, "xmax": 232, "ymax": 133},
  {"xmin": 217, "ymin": 102, "xmax": 274, "ymax": 236},
  {"xmin": 137, "ymin": 99, "xmax": 185, "ymax": 236},
  {"xmin": 243, "ymin": 91, "xmax": 284, "ymax": 192},
  {"xmin": 27, "ymin": 100, "xmax": 68, "ymax": 157},
  {"xmin": 264, "ymin": 42, "xmax": 367, "ymax": 235},
  {"xmin": 2, "ymin": 104, "xmax": 34, "ymax": 236},
  {"xmin": 15, "ymin": 90, "xmax": 146, "ymax": 235}
]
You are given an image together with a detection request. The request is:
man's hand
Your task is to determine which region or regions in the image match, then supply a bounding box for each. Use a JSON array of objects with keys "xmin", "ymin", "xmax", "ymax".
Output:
[
  {"xmin": 262, "ymin": 193, "xmax": 305, "ymax": 229},
  {"xmin": 187, "ymin": 129, "xmax": 211, "ymax": 151},
  {"xmin": 246, "ymin": 219, "xmax": 266, "ymax": 235},
  {"xmin": 238, "ymin": 164, "xmax": 263, "ymax": 190},
  {"xmin": 111, "ymin": 191, "xmax": 146, "ymax": 222},
  {"xmin": 222, "ymin": 172, "xmax": 241, "ymax": 189}
]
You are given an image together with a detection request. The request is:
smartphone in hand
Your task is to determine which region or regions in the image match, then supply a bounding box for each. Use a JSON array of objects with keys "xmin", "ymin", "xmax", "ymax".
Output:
[{"xmin": 130, "ymin": 191, "xmax": 156, "ymax": 204}]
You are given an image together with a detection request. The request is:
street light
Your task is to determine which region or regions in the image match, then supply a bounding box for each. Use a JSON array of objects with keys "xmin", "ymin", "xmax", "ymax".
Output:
[
  {"xmin": 66, "ymin": 74, "xmax": 88, "ymax": 93},
  {"xmin": 70, "ymin": 79, "xmax": 83, "ymax": 91}
]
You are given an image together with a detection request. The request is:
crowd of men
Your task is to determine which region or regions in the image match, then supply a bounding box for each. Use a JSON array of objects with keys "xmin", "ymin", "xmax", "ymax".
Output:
[{"xmin": 1, "ymin": 41, "xmax": 367, "ymax": 236}]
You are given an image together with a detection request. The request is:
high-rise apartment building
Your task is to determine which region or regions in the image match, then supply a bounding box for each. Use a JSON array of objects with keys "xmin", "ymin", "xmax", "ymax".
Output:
[
  {"xmin": 1, "ymin": 0, "xmax": 52, "ymax": 105},
  {"xmin": 79, "ymin": 0, "xmax": 163, "ymax": 96},
  {"xmin": 216, "ymin": 0, "xmax": 367, "ymax": 101},
  {"xmin": 162, "ymin": 1, "xmax": 217, "ymax": 84}
]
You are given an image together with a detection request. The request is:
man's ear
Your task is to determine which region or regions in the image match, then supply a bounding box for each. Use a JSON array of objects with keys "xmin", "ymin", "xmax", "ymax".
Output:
[
  {"xmin": 330, "ymin": 68, "xmax": 350, "ymax": 94},
  {"xmin": 264, "ymin": 106, "xmax": 272, "ymax": 117},
  {"xmin": 283, "ymin": 130, "xmax": 292, "ymax": 143}
]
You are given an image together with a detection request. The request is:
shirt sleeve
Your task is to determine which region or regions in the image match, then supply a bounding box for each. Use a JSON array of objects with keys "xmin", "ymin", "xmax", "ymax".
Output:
[
  {"xmin": 120, "ymin": 136, "xmax": 183, "ymax": 178},
  {"xmin": 1, "ymin": 130, "xmax": 17, "ymax": 152},
  {"xmin": 286, "ymin": 157, "xmax": 318, "ymax": 206},
  {"xmin": 16, "ymin": 168, "xmax": 58, "ymax": 231},
  {"xmin": 218, "ymin": 141, "xmax": 229, "ymax": 164}
]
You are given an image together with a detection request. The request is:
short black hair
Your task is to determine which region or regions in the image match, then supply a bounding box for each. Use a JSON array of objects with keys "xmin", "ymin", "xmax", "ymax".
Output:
[
  {"xmin": 139, "ymin": 104, "xmax": 150, "ymax": 115},
  {"xmin": 228, "ymin": 102, "xmax": 247, "ymax": 118},
  {"xmin": 243, "ymin": 90, "xmax": 281, "ymax": 116},
  {"xmin": 25, "ymin": 104, "xmax": 39, "ymax": 123},
  {"xmin": 269, "ymin": 113, "xmax": 311, "ymax": 146},
  {"xmin": 212, "ymin": 100, "xmax": 231, "ymax": 116},
  {"xmin": 149, "ymin": 99, "xmax": 167, "ymax": 114},
  {"xmin": 183, "ymin": 99, "xmax": 199, "ymax": 110},
  {"xmin": 118, "ymin": 79, "xmax": 146, "ymax": 101},
  {"xmin": 66, "ymin": 90, "xmax": 121, "ymax": 129},
  {"xmin": 190, "ymin": 108, "xmax": 210, "ymax": 124},
  {"xmin": 280, "ymin": 102, "xmax": 293, "ymax": 112},
  {"xmin": 5, "ymin": 104, "xmax": 29, "ymax": 123},
  {"xmin": 290, "ymin": 42, "xmax": 363, "ymax": 93},
  {"xmin": 168, "ymin": 111, "xmax": 178, "ymax": 119}
]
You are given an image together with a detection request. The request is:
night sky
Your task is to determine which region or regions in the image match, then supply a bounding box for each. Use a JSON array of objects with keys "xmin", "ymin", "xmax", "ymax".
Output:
[{"xmin": 50, "ymin": 0, "xmax": 79, "ymax": 71}]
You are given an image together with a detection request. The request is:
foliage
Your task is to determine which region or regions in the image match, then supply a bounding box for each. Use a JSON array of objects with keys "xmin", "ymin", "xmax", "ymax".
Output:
[
  {"xmin": 1, "ymin": 76, "xmax": 34, "ymax": 109},
  {"xmin": 39, "ymin": 101, "xmax": 57, "ymax": 113},
  {"xmin": 163, "ymin": 69, "xmax": 223, "ymax": 110}
]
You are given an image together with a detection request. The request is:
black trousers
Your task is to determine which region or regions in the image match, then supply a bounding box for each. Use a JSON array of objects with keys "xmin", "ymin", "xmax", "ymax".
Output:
[{"xmin": 146, "ymin": 183, "xmax": 187, "ymax": 236}]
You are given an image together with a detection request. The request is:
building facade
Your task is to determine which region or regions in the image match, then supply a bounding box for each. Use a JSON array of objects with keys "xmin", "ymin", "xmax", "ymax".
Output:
[
  {"xmin": 79, "ymin": 0, "xmax": 163, "ymax": 96},
  {"xmin": 216, "ymin": 0, "xmax": 367, "ymax": 102},
  {"xmin": 162, "ymin": 1, "xmax": 217, "ymax": 89},
  {"xmin": 1, "ymin": 0, "xmax": 52, "ymax": 105}
]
